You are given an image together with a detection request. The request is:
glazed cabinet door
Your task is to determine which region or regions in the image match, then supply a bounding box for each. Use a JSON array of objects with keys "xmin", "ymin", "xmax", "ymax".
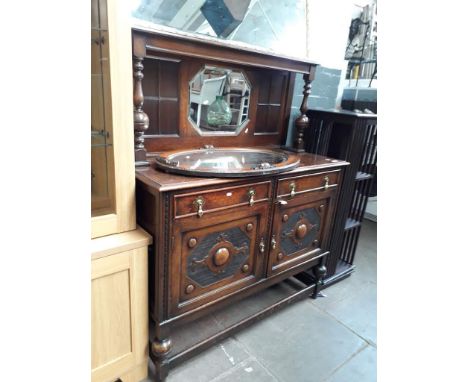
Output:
[
  {"xmin": 91, "ymin": 0, "xmax": 135, "ymax": 238},
  {"xmin": 169, "ymin": 202, "xmax": 270, "ymax": 317},
  {"xmin": 268, "ymin": 190, "xmax": 337, "ymax": 276}
]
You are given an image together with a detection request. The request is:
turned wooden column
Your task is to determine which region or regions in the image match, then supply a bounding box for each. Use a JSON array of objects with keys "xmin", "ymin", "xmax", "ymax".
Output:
[
  {"xmin": 312, "ymin": 261, "xmax": 327, "ymax": 298},
  {"xmin": 292, "ymin": 72, "xmax": 313, "ymax": 152},
  {"xmin": 133, "ymin": 56, "xmax": 149, "ymax": 166}
]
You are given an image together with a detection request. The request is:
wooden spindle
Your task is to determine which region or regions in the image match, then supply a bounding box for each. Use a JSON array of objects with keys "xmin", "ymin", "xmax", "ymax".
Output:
[
  {"xmin": 133, "ymin": 56, "xmax": 149, "ymax": 166},
  {"xmin": 293, "ymin": 72, "xmax": 313, "ymax": 152}
]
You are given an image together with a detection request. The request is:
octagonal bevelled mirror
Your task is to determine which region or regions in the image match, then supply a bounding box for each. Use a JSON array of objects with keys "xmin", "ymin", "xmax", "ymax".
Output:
[{"xmin": 189, "ymin": 66, "xmax": 251, "ymax": 136}]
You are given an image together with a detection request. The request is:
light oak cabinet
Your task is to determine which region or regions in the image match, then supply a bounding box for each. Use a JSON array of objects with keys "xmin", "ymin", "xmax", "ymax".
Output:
[
  {"xmin": 91, "ymin": 0, "xmax": 150, "ymax": 381},
  {"xmin": 91, "ymin": 229, "xmax": 151, "ymax": 382}
]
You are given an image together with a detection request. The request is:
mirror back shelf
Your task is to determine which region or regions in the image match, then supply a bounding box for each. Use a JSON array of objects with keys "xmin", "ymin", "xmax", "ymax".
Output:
[{"xmin": 132, "ymin": 27, "xmax": 317, "ymax": 158}]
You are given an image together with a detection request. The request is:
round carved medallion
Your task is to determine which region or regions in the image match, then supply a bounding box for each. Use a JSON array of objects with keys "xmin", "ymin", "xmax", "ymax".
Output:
[
  {"xmin": 214, "ymin": 247, "xmax": 230, "ymax": 266},
  {"xmin": 295, "ymin": 223, "xmax": 308, "ymax": 239}
]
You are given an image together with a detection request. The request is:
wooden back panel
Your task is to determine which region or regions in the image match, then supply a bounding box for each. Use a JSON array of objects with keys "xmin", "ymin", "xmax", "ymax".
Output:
[{"xmin": 132, "ymin": 28, "xmax": 316, "ymax": 152}]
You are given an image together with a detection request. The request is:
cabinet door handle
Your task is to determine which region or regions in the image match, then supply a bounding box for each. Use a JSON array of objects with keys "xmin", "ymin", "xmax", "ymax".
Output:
[
  {"xmin": 289, "ymin": 182, "xmax": 296, "ymax": 198},
  {"xmin": 259, "ymin": 238, "xmax": 265, "ymax": 253},
  {"xmin": 248, "ymin": 189, "xmax": 256, "ymax": 206},
  {"xmin": 271, "ymin": 236, "xmax": 277, "ymax": 250},
  {"xmin": 323, "ymin": 176, "xmax": 329, "ymax": 190},
  {"xmin": 193, "ymin": 196, "xmax": 205, "ymax": 217}
]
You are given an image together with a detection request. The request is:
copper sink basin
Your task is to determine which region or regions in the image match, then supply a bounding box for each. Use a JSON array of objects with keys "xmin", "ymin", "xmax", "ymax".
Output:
[{"xmin": 153, "ymin": 147, "xmax": 300, "ymax": 177}]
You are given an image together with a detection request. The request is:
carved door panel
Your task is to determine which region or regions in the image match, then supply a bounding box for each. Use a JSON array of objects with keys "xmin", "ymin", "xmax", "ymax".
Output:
[
  {"xmin": 169, "ymin": 203, "xmax": 269, "ymax": 317},
  {"xmin": 268, "ymin": 196, "xmax": 333, "ymax": 276}
]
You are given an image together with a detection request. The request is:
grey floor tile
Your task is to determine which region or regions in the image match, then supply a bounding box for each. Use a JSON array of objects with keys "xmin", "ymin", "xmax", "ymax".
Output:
[
  {"xmin": 357, "ymin": 220, "xmax": 377, "ymax": 254},
  {"xmin": 311, "ymin": 273, "xmax": 373, "ymax": 312},
  {"xmin": 235, "ymin": 301, "xmax": 367, "ymax": 382},
  {"xmin": 213, "ymin": 358, "xmax": 280, "ymax": 382},
  {"xmin": 352, "ymin": 257, "xmax": 377, "ymax": 285},
  {"xmin": 311, "ymin": 221, "xmax": 377, "ymax": 345},
  {"xmin": 142, "ymin": 338, "xmax": 250, "ymax": 382},
  {"xmin": 325, "ymin": 345, "xmax": 376, "ymax": 382},
  {"xmin": 352, "ymin": 222, "xmax": 377, "ymax": 283},
  {"xmin": 318, "ymin": 282, "xmax": 376, "ymax": 346}
]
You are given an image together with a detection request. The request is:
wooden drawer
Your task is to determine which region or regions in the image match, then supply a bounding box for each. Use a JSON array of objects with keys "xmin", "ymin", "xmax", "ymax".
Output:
[
  {"xmin": 277, "ymin": 170, "xmax": 340, "ymax": 199},
  {"xmin": 174, "ymin": 181, "xmax": 272, "ymax": 219}
]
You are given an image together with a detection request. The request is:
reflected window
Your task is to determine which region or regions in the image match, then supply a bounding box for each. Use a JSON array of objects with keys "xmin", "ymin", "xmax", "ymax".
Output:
[{"xmin": 132, "ymin": 0, "xmax": 307, "ymax": 58}]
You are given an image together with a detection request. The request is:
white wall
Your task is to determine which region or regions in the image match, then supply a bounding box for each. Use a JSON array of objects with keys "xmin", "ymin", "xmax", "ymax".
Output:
[
  {"xmin": 306, "ymin": 0, "xmax": 375, "ymax": 109},
  {"xmin": 306, "ymin": 0, "xmax": 355, "ymax": 68}
]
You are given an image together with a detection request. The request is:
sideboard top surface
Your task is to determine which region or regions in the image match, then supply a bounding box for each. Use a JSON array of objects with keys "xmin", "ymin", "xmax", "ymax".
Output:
[{"xmin": 136, "ymin": 150, "xmax": 348, "ymax": 192}]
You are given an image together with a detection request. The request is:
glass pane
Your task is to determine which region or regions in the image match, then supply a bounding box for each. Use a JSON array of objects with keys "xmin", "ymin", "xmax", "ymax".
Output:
[
  {"xmin": 188, "ymin": 66, "xmax": 251, "ymax": 135},
  {"xmin": 91, "ymin": 0, "xmax": 115, "ymax": 216},
  {"xmin": 131, "ymin": 0, "xmax": 308, "ymax": 58}
]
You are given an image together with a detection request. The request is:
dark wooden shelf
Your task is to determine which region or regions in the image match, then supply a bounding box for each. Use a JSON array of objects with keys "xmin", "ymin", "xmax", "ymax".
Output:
[{"xmin": 305, "ymin": 108, "xmax": 376, "ymax": 276}]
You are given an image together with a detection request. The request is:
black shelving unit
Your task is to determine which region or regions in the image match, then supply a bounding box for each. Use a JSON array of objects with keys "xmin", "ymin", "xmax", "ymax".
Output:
[{"xmin": 304, "ymin": 108, "xmax": 377, "ymax": 285}]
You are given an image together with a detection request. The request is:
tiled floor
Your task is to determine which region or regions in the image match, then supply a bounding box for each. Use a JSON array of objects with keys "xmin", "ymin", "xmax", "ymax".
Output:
[{"xmin": 144, "ymin": 220, "xmax": 376, "ymax": 382}]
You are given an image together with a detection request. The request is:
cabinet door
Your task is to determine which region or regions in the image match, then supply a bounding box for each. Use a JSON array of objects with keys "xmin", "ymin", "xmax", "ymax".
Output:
[
  {"xmin": 91, "ymin": 0, "xmax": 135, "ymax": 238},
  {"xmin": 169, "ymin": 203, "xmax": 270, "ymax": 317},
  {"xmin": 91, "ymin": 247, "xmax": 148, "ymax": 382},
  {"xmin": 267, "ymin": 195, "xmax": 333, "ymax": 276}
]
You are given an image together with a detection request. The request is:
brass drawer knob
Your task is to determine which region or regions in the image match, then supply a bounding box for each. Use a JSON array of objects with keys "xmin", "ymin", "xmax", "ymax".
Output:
[
  {"xmin": 193, "ymin": 196, "xmax": 205, "ymax": 217},
  {"xmin": 289, "ymin": 182, "xmax": 296, "ymax": 198},
  {"xmin": 313, "ymin": 239, "xmax": 319, "ymax": 247},
  {"xmin": 282, "ymin": 214, "xmax": 289, "ymax": 222},
  {"xmin": 277, "ymin": 252, "xmax": 284, "ymax": 261},
  {"xmin": 246, "ymin": 223, "xmax": 253, "ymax": 232},
  {"xmin": 185, "ymin": 284, "xmax": 195, "ymax": 294},
  {"xmin": 248, "ymin": 189, "xmax": 256, "ymax": 206},
  {"xmin": 323, "ymin": 176, "xmax": 329, "ymax": 190},
  {"xmin": 188, "ymin": 237, "xmax": 197, "ymax": 248},
  {"xmin": 242, "ymin": 264, "xmax": 249, "ymax": 273}
]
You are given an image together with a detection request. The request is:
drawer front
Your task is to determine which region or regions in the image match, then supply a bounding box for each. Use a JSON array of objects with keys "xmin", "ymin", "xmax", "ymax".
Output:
[
  {"xmin": 268, "ymin": 194, "xmax": 335, "ymax": 276},
  {"xmin": 169, "ymin": 204, "xmax": 269, "ymax": 317},
  {"xmin": 277, "ymin": 170, "xmax": 340, "ymax": 199},
  {"xmin": 174, "ymin": 181, "xmax": 272, "ymax": 219}
]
